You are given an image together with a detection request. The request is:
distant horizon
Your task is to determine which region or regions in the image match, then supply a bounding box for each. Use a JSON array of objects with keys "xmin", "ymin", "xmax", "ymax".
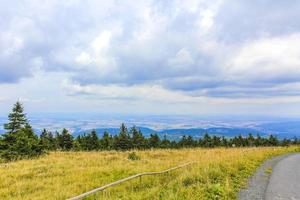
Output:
[
  {"xmin": 2, "ymin": 111, "xmax": 300, "ymax": 121},
  {"xmin": 2, "ymin": 110, "xmax": 300, "ymax": 139}
]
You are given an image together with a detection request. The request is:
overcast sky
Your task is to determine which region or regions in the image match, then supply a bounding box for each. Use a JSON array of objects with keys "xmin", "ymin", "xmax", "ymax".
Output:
[{"xmin": 1, "ymin": 0, "xmax": 300, "ymax": 117}]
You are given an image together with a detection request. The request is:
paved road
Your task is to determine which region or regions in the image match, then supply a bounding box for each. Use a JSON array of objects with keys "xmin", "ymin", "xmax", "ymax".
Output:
[
  {"xmin": 265, "ymin": 153, "xmax": 300, "ymax": 200},
  {"xmin": 239, "ymin": 154, "xmax": 291, "ymax": 200}
]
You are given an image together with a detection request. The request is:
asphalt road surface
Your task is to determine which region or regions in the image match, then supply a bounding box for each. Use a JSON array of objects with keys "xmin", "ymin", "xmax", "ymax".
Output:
[
  {"xmin": 265, "ymin": 153, "xmax": 300, "ymax": 200},
  {"xmin": 239, "ymin": 153, "xmax": 300, "ymax": 200}
]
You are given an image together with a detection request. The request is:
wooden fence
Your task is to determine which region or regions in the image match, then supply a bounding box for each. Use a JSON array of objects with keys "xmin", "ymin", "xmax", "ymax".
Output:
[{"xmin": 67, "ymin": 162, "xmax": 194, "ymax": 200}]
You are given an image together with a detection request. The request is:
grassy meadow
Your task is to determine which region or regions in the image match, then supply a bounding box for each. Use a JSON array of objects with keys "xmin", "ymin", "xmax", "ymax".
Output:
[{"xmin": 0, "ymin": 146, "xmax": 299, "ymax": 200}]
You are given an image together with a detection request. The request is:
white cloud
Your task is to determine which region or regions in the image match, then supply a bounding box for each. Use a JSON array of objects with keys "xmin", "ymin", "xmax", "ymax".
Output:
[
  {"xmin": 168, "ymin": 48, "xmax": 194, "ymax": 69},
  {"xmin": 0, "ymin": 33, "xmax": 24, "ymax": 57},
  {"xmin": 74, "ymin": 30, "xmax": 117, "ymax": 77},
  {"xmin": 199, "ymin": 9, "xmax": 215, "ymax": 31},
  {"xmin": 227, "ymin": 33, "xmax": 300, "ymax": 82},
  {"xmin": 75, "ymin": 52, "xmax": 91, "ymax": 65},
  {"xmin": 91, "ymin": 31, "xmax": 112, "ymax": 54},
  {"xmin": 63, "ymin": 81, "xmax": 197, "ymax": 104}
]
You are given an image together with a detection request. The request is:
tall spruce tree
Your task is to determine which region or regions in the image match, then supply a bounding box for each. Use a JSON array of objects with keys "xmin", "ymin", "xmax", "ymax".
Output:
[
  {"xmin": 100, "ymin": 131, "xmax": 113, "ymax": 150},
  {"xmin": 114, "ymin": 123, "xmax": 131, "ymax": 150},
  {"xmin": 4, "ymin": 101, "xmax": 28, "ymax": 133},
  {"xmin": 57, "ymin": 129, "xmax": 73, "ymax": 151},
  {"xmin": 202, "ymin": 133, "xmax": 212, "ymax": 147},
  {"xmin": 130, "ymin": 126, "xmax": 146, "ymax": 149},
  {"xmin": 39, "ymin": 129, "xmax": 56, "ymax": 150},
  {"xmin": 86, "ymin": 130, "xmax": 100, "ymax": 150},
  {"xmin": 0, "ymin": 102, "xmax": 43, "ymax": 161}
]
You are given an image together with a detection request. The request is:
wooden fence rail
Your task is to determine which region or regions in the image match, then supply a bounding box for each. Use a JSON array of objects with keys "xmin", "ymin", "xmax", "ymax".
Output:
[{"xmin": 67, "ymin": 162, "xmax": 194, "ymax": 200}]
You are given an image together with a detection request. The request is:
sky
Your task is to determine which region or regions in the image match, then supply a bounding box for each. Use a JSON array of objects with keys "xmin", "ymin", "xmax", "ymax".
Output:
[{"xmin": 1, "ymin": 0, "xmax": 300, "ymax": 117}]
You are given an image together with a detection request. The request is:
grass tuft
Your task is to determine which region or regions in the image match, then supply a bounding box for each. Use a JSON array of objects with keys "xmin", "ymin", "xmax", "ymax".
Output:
[{"xmin": 127, "ymin": 152, "xmax": 140, "ymax": 161}]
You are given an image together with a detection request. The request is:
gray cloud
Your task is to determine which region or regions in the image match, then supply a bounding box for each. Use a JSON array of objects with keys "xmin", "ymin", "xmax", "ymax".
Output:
[
  {"xmin": 215, "ymin": 0, "xmax": 300, "ymax": 42},
  {"xmin": 1, "ymin": 0, "xmax": 300, "ymax": 98}
]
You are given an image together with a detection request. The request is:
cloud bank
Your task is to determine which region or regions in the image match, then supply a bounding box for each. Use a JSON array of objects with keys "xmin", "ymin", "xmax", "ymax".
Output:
[{"xmin": 1, "ymin": 0, "xmax": 300, "ymax": 115}]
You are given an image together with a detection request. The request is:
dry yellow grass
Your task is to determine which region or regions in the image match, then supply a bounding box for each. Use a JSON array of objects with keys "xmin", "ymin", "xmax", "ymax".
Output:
[{"xmin": 0, "ymin": 146, "xmax": 299, "ymax": 200}]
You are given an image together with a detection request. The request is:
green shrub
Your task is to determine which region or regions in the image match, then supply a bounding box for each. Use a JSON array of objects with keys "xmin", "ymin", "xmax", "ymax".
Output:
[
  {"xmin": 128, "ymin": 152, "xmax": 140, "ymax": 160},
  {"xmin": 205, "ymin": 183, "xmax": 225, "ymax": 200}
]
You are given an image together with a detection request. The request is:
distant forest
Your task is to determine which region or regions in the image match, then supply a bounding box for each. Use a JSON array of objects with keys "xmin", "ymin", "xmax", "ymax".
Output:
[
  {"xmin": 0, "ymin": 102, "xmax": 299, "ymax": 161},
  {"xmin": 42, "ymin": 125, "xmax": 299, "ymax": 151}
]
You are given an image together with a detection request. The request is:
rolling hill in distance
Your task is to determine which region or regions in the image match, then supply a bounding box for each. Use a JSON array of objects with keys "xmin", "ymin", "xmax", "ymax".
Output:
[
  {"xmin": 73, "ymin": 125, "xmax": 298, "ymax": 140},
  {"xmin": 1, "ymin": 114, "xmax": 299, "ymax": 139}
]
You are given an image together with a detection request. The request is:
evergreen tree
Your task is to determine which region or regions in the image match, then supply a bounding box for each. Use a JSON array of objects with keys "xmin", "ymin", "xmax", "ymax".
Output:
[
  {"xmin": 0, "ymin": 103, "xmax": 43, "ymax": 161},
  {"xmin": 4, "ymin": 101, "xmax": 28, "ymax": 133},
  {"xmin": 148, "ymin": 134, "xmax": 160, "ymax": 148},
  {"xmin": 179, "ymin": 135, "xmax": 194, "ymax": 148},
  {"xmin": 87, "ymin": 130, "xmax": 100, "ymax": 150},
  {"xmin": 247, "ymin": 133, "xmax": 255, "ymax": 147},
  {"xmin": 57, "ymin": 129, "xmax": 73, "ymax": 151},
  {"xmin": 234, "ymin": 135, "xmax": 244, "ymax": 147},
  {"xmin": 202, "ymin": 133, "xmax": 212, "ymax": 147},
  {"xmin": 254, "ymin": 134, "xmax": 262, "ymax": 146},
  {"xmin": 268, "ymin": 134, "xmax": 279, "ymax": 146},
  {"xmin": 160, "ymin": 135, "xmax": 171, "ymax": 148},
  {"xmin": 221, "ymin": 136, "xmax": 228, "ymax": 147},
  {"xmin": 100, "ymin": 131, "xmax": 113, "ymax": 150},
  {"xmin": 79, "ymin": 133, "xmax": 89, "ymax": 150},
  {"xmin": 130, "ymin": 126, "xmax": 146, "ymax": 149},
  {"xmin": 39, "ymin": 129, "xmax": 56, "ymax": 150},
  {"xmin": 73, "ymin": 135, "xmax": 83, "ymax": 151},
  {"xmin": 212, "ymin": 136, "xmax": 221, "ymax": 147},
  {"xmin": 114, "ymin": 124, "xmax": 131, "ymax": 150}
]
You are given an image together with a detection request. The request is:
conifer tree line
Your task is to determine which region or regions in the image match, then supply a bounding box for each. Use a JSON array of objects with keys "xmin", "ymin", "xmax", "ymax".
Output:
[
  {"xmin": 39, "ymin": 127, "xmax": 300, "ymax": 152},
  {"xmin": 0, "ymin": 102, "xmax": 299, "ymax": 161}
]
